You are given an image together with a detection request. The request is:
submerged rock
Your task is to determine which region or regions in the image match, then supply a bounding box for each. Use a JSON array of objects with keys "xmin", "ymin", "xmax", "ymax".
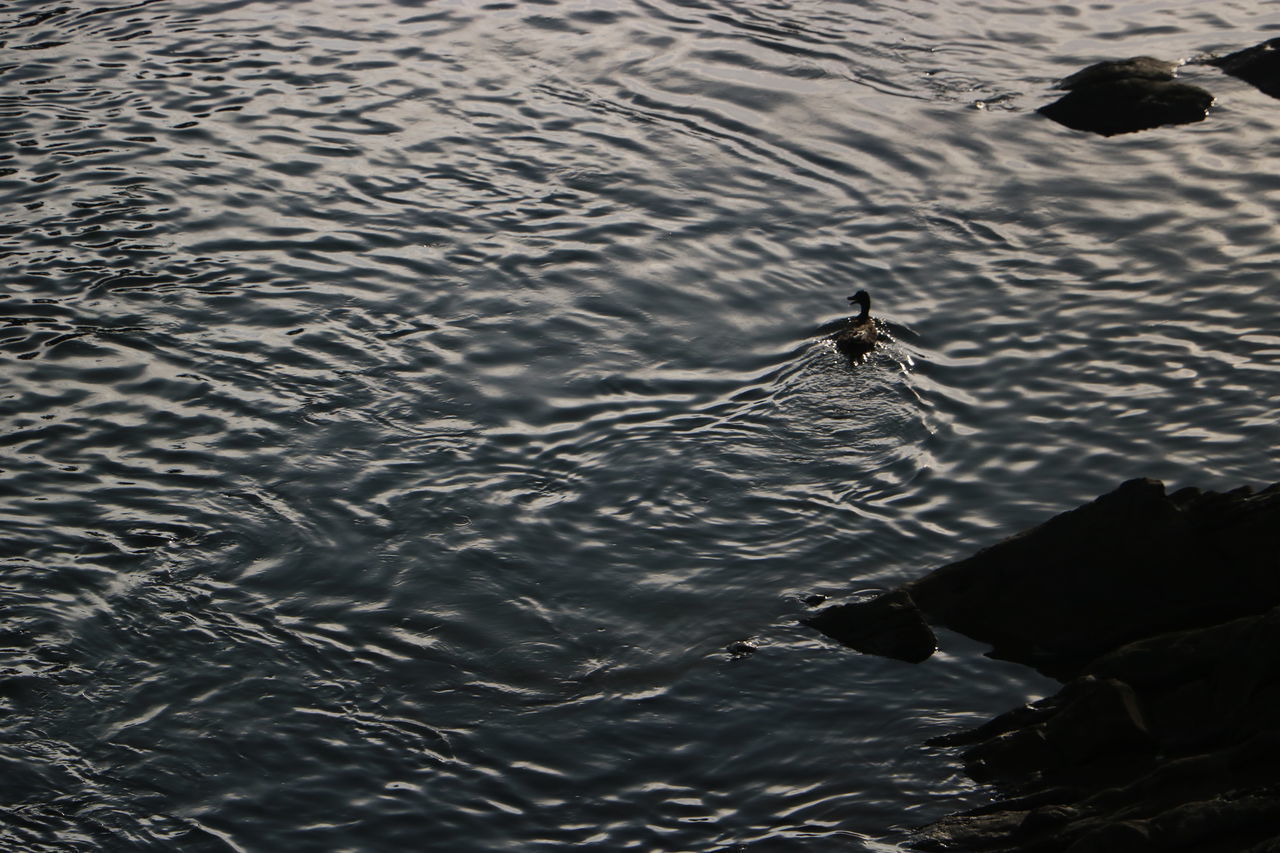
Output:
[{"xmin": 1209, "ymin": 38, "xmax": 1280, "ymax": 98}]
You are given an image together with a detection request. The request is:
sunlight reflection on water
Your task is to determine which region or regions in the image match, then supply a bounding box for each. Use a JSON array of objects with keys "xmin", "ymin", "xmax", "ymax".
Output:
[{"xmin": 2, "ymin": 0, "xmax": 1279, "ymax": 849}]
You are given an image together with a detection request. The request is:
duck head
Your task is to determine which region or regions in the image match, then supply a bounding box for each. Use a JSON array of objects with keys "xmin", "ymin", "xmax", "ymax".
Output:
[{"xmin": 847, "ymin": 290, "xmax": 871, "ymax": 319}]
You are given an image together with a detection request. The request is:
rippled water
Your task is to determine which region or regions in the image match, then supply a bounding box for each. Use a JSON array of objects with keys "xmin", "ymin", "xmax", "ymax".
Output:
[{"xmin": 4, "ymin": 0, "xmax": 1279, "ymax": 850}]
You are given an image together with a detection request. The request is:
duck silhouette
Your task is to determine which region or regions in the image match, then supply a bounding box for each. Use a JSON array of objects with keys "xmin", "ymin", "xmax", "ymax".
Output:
[{"xmin": 823, "ymin": 290, "xmax": 878, "ymax": 360}]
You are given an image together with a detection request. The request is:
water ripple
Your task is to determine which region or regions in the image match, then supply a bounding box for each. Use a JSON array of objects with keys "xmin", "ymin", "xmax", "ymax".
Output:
[{"xmin": 4, "ymin": 0, "xmax": 1280, "ymax": 849}]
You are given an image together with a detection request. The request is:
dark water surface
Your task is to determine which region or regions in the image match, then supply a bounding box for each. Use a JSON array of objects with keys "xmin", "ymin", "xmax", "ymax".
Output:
[{"xmin": 3, "ymin": 0, "xmax": 1279, "ymax": 849}]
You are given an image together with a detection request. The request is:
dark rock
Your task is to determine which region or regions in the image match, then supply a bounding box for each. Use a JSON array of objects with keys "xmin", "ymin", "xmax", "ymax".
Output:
[
  {"xmin": 1038, "ymin": 78, "xmax": 1213, "ymax": 137},
  {"xmin": 926, "ymin": 701, "xmax": 1050, "ymax": 749},
  {"xmin": 1209, "ymin": 38, "xmax": 1280, "ymax": 98},
  {"xmin": 904, "ymin": 478, "xmax": 1280, "ymax": 677},
  {"xmin": 915, "ymin": 714, "xmax": 1280, "ymax": 851},
  {"xmin": 910, "ymin": 808, "xmax": 1029, "ymax": 852},
  {"xmin": 1062, "ymin": 821, "xmax": 1150, "ymax": 853},
  {"xmin": 960, "ymin": 676, "xmax": 1153, "ymax": 785},
  {"xmin": 1081, "ymin": 606, "xmax": 1280, "ymax": 750},
  {"xmin": 801, "ymin": 588, "xmax": 936, "ymax": 663},
  {"xmin": 1019, "ymin": 804, "xmax": 1082, "ymax": 835},
  {"xmin": 1147, "ymin": 791, "xmax": 1280, "ymax": 848},
  {"xmin": 908, "ymin": 482, "xmax": 1280, "ymax": 851},
  {"xmin": 805, "ymin": 479, "xmax": 1280, "ymax": 676},
  {"xmin": 802, "ymin": 477, "xmax": 1280, "ymax": 851},
  {"xmin": 1055, "ymin": 56, "xmax": 1177, "ymax": 90},
  {"xmin": 1037, "ymin": 55, "xmax": 1211, "ymax": 137}
]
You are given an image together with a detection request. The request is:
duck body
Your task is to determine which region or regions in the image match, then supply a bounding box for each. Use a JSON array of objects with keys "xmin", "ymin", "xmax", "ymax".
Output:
[{"xmin": 829, "ymin": 290, "xmax": 878, "ymax": 360}]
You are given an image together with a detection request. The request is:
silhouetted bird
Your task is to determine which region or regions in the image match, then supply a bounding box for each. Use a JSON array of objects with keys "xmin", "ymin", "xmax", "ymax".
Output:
[{"xmin": 828, "ymin": 290, "xmax": 878, "ymax": 360}]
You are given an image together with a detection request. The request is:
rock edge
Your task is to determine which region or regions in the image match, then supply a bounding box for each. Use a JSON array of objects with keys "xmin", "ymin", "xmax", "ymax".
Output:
[{"xmin": 805, "ymin": 478, "xmax": 1280, "ymax": 852}]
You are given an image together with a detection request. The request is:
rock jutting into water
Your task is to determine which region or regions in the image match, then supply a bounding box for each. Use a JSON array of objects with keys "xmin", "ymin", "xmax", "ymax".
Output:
[
  {"xmin": 1037, "ymin": 56, "xmax": 1214, "ymax": 136},
  {"xmin": 804, "ymin": 478, "xmax": 1280, "ymax": 852},
  {"xmin": 809, "ymin": 478, "xmax": 1280, "ymax": 677},
  {"xmin": 802, "ymin": 588, "xmax": 936, "ymax": 663},
  {"xmin": 1209, "ymin": 38, "xmax": 1280, "ymax": 99}
]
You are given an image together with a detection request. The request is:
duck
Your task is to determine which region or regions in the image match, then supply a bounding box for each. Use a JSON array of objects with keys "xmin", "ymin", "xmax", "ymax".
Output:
[{"xmin": 828, "ymin": 290, "xmax": 878, "ymax": 360}]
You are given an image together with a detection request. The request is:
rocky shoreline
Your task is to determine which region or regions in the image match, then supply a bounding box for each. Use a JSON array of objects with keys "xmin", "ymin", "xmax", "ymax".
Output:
[{"xmin": 805, "ymin": 479, "xmax": 1280, "ymax": 852}]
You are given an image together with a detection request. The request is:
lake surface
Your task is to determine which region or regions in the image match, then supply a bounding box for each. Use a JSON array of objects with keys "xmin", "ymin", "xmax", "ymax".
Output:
[{"xmin": 3, "ymin": 0, "xmax": 1279, "ymax": 850}]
